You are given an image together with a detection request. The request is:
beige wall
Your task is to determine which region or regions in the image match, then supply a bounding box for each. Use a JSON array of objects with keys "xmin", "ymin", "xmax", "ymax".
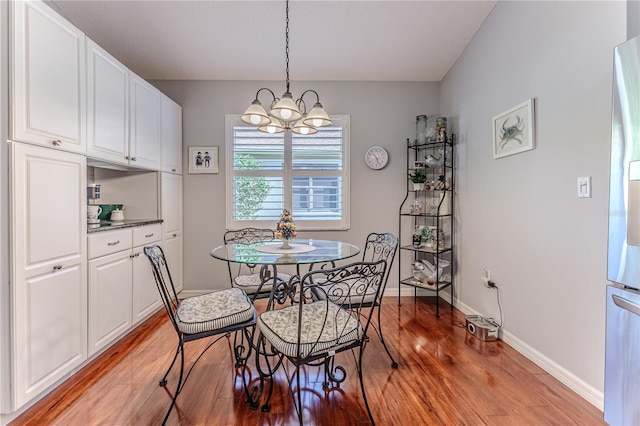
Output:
[
  {"xmin": 440, "ymin": 0, "xmax": 625, "ymax": 408},
  {"xmin": 152, "ymin": 80, "xmax": 440, "ymax": 294}
]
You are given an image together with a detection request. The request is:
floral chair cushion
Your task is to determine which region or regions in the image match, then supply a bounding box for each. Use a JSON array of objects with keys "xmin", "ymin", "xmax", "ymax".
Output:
[
  {"xmin": 257, "ymin": 301, "xmax": 361, "ymax": 358},
  {"xmin": 176, "ymin": 287, "xmax": 256, "ymax": 335}
]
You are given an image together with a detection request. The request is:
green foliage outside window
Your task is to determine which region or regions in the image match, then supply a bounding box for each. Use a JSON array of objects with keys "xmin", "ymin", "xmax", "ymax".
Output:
[{"xmin": 235, "ymin": 153, "xmax": 270, "ymax": 220}]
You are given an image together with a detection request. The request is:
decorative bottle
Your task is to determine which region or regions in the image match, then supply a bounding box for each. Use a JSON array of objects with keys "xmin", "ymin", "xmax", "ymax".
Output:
[
  {"xmin": 436, "ymin": 117, "xmax": 447, "ymax": 142},
  {"xmin": 416, "ymin": 115, "xmax": 427, "ymax": 145}
]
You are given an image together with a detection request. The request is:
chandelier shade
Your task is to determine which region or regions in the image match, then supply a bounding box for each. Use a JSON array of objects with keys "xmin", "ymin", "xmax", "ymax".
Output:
[
  {"xmin": 292, "ymin": 114, "xmax": 318, "ymax": 135},
  {"xmin": 258, "ymin": 116, "xmax": 285, "ymax": 134},
  {"xmin": 303, "ymin": 102, "xmax": 332, "ymax": 127},
  {"xmin": 270, "ymin": 92, "xmax": 303, "ymax": 123},
  {"xmin": 240, "ymin": 0, "xmax": 329, "ymax": 134},
  {"xmin": 240, "ymin": 100, "xmax": 271, "ymax": 126}
]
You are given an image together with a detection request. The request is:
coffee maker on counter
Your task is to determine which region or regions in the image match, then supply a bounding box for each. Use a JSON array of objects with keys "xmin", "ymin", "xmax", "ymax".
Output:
[{"xmin": 87, "ymin": 183, "xmax": 101, "ymax": 227}]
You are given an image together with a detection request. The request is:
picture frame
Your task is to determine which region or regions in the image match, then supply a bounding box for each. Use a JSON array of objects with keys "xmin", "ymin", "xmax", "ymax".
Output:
[
  {"xmin": 413, "ymin": 160, "xmax": 426, "ymax": 169},
  {"xmin": 188, "ymin": 146, "xmax": 219, "ymax": 174},
  {"xmin": 492, "ymin": 98, "xmax": 535, "ymax": 159}
]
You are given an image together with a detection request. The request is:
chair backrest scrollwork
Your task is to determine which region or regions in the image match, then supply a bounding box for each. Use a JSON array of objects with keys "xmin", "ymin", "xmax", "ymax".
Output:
[{"xmin": 361, "ymin": 232, "xmax": 398, "ymax": 304}]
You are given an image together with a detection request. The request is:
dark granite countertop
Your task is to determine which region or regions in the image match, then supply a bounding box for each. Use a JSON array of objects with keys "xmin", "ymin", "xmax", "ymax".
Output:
[{"xmin": 87, "ymin": 219, "xmax": 163, "ymax": 234}]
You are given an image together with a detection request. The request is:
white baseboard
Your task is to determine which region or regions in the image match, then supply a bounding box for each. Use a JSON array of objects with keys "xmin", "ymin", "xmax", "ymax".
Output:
[
  {"xmin": 453, "ymin": 299, "xmax": 604, "ymax": 411},
  {"xmin": 178, "ymin": 289, "xmax": 204, "ymax": 298}
]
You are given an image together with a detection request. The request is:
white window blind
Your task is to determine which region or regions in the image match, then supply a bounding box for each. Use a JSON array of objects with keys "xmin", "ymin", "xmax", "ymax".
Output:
[{"xmin": 225, "ymin": 115, "xmax": 350, "ymax": 230}]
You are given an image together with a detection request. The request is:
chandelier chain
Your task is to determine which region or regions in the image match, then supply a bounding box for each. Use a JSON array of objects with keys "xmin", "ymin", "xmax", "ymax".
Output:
[
  {"xmin": 285, "ymin": 0, "xmax": 290, "ymax": 92},
  {"xmin": 240, "ymin": 0, "xmax": 331, "ymax": 133}
]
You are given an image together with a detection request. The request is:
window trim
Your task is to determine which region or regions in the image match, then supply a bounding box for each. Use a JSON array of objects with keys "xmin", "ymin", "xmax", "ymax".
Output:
[{"xmin": 225, "ymin": 114, "xmax": 350, "ymax": 231}]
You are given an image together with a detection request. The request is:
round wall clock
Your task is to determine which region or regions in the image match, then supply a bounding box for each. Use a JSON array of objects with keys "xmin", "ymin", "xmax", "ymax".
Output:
[{"xmin": 365, "ymin": 146, "xmax": 389, "ymax": 170}]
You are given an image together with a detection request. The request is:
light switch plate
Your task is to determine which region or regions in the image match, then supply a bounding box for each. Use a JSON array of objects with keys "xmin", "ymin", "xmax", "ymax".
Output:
[{"xmin": 578, "ymin": 176, "xmax": 591, "ymax": 198}]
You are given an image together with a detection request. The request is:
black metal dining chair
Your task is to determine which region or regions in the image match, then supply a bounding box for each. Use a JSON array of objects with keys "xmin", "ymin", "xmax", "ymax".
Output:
[
  {"xmin": 311, "ymin": 232, "xmax": 399, "ymax": 368},
  {"xmin": 254, "ymin": 259, "xmax": 388, "ymax": 425},
  {"xmin": 223, "ymin": 228, "xmax": 291, "ymax": 300},
  {"xmin": 143, "ymin": 244, "xmax": 257, "ymax": 425}
]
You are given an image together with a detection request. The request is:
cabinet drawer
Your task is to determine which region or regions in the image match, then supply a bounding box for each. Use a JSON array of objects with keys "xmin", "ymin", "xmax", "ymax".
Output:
[
  {"xmin": 88, "ymin": 229, "xmax": 132, "ymax": 259},
  {"xmin": 165, "ymin": 229, "xmax": 182, "ymax": 240},
  {"xmin": 133, "ymin": 224, "xmax": 162, "ymax": 246}
]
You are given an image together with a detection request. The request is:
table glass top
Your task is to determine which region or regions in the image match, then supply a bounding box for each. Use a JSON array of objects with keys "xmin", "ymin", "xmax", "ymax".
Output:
[{"xmin": 210, "ymin": 239, "xmax": 360, "ymax": 265}]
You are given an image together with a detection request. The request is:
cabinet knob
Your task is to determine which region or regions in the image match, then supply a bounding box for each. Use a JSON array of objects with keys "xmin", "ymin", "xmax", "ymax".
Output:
[
  {"xmin": 172, "ymin": 168, "xmax": 176, "ymax": 172},
  {"xmin": 52, "ymin": 140, "xmax": 62, "ymax": 146},
  {"xmin": 131, "ymin": 157, "xmax": 137, "ymax": 161},
  {"xmin": 125, "ymin": 155, "xmax": 130, "ymax": 160},
  {"xmin": 173, "ymin": 233, "xmax": 177, "ymax": 237},
  {"xmin": 107, "ymin": 240, "xmax": 120, "ymax": 246},
  {"xmin": 52, "ymin": 264, "xmax": 62, "ymax": 271}
]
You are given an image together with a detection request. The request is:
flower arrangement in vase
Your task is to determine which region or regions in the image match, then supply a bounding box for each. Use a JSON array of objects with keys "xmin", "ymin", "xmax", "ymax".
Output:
[{"xmin": 275, "ymin": 209, "xmax": 297, "ymax": 249}]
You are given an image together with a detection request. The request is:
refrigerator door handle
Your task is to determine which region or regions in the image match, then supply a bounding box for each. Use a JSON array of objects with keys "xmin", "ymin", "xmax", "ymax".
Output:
[{"xmin": 613, "ymin": 294, "xmax": 640, "ymax": 316}]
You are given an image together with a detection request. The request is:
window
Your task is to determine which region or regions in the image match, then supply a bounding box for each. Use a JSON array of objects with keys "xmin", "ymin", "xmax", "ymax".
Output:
[{"xmin": 225, "ymin": 115, "xmax": 350, "ymax": 230}]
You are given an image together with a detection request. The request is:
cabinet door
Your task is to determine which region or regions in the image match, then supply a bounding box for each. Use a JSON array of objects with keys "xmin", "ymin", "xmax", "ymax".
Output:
[
  {"xmin": 86, "ymin": 38, "xmax": 129, "ymax": 165},
  {"xmin": 162, "ymin": 173, "xmax": 183, "ymax": 236},
  {"xmin": 161, "ymin": 94, "xmax": 182, "ymax": 174},
  {"xmin": 129, "ymin": 73, "xmax": 161, "ymax": 170},
  {"xmin": 88, "ymin": 250, "xmax": 133, "ymax": 357},
  {"xmin": 164, "ymin": 234, "xmax": 184, "ymax": 293},
  {"xmin": 162, "ymin": 173, "xmax": 183, "ymax": 292},
  {"xmin": 132, "ymin": 245, "xmax": 161, "ymax": 324},
  {"xmin": 11, "ymin": 0, "xmax": 85, "ymax": 153},
  {"xmin": 10, "ymin": 143, "xmax": 87, "ymax": 410}
]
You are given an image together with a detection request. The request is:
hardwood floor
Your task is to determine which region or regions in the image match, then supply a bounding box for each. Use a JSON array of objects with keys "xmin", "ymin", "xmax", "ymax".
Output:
[{"xmin": 10, "ymin": 297, "xmax": 605, "ymax": 425}]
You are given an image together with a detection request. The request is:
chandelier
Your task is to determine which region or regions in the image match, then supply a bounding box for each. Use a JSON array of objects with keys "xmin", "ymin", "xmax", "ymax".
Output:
[{"xmin": 240, "ymin": 0, "xmax": 331, "ymax": 135}]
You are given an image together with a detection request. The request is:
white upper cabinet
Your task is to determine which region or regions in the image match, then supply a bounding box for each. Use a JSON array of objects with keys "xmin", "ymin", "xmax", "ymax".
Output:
[
  {"xmin": 161, "ymin": 94, "xmax": 183, "ymax": 174},
  {"xmin": 11, "ymin": 0, "xmax": 86, "ymax": 153},
  {"xmin": 86, "ymin": 38, "xmax": 129, "ymax": 165},
  {"xmin": 129, "ymin": 73, "xmax": 162, "ymax": 170}
]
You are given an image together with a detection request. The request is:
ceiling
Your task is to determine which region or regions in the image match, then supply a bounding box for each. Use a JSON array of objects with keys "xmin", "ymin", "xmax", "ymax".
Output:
[{"xmin": 50, "ymin": 0, "xmax": 497, "ymax": 82}]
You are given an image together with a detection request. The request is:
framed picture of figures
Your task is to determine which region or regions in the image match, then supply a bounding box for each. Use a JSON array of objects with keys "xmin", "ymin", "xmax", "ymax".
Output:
[{"xmin": 188, "ymin": 146, "xmax": 219, "ymax": 174}]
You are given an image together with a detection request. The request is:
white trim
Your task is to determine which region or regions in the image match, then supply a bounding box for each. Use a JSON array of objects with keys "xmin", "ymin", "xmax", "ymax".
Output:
[{"xmin": 0, "ymin": 0, "xmax": 8, "ymax": 417}]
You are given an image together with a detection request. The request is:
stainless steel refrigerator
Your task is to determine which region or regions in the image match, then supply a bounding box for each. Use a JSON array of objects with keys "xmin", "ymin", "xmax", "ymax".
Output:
[{"xmin": 606, "ymin": 35, "xmax": 640, "ymax": 425}]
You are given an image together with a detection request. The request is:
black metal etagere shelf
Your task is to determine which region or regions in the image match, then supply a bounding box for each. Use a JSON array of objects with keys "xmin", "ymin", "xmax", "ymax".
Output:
[{"xmin": 398, "ymin": 135, "xmax": 455, "ymax": 317}]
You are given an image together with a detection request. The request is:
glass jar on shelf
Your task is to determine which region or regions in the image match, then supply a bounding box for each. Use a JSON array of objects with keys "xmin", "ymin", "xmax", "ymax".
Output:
[
  {"xmin": 436, "ymin": 117, "xmax": 447, "ymax": 142},
  {"xmin": 416, "ymin": 115, "xmax": 427, "ymax": 145},
  {"xmin": 410, "ymin": 200, "xmax": 423, "ymax": 215},
  {"xmin": 430, "ymin": 228, "xmax": 444, "ymax": 250}
]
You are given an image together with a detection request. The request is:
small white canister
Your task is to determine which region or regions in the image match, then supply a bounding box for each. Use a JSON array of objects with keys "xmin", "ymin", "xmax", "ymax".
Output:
[{"xmin": 110, "ymin": 209, "xmax": 124, "ymax": 221}]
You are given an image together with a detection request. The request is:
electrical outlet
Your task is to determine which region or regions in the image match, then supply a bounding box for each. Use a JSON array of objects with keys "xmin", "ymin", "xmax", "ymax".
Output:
[{"xmin": 482, "ymin": 268, "xmax": 491, "ymax": 287}]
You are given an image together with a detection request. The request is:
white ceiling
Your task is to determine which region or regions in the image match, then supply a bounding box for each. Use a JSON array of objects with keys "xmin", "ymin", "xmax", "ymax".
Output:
[{"xmin": 50, "ymin": 0, "xmax": 496, "ymax": 82}]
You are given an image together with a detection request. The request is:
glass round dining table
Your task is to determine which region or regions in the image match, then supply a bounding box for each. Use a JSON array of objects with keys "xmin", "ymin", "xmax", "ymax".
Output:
[{"xmin": 210, "ymin": 238, "xmax": 360, "ymax": 267}]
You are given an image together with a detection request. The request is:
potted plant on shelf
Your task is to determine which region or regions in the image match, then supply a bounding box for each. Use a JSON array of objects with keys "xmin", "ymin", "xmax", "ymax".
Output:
[{"xmin": 408, "ymin": 168, "xmax": 427, "ymax": 191}]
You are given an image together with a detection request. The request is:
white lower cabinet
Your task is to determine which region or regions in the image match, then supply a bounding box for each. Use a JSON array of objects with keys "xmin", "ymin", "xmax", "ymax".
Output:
[
  {"xmin": 88, "ymin": 224, "xmax": 161, "ymax": 357},
  {"xmin": 163, "ymin": 232, "xmax": 183, "ymax": 293},
  {"xmin": 162, "ymin": 173, "xmax": 183, "ymax": 293},
  {"xmin": 132, "ymin": 227, "xmax": 163, "ymax": 323},
  {"xmin": 88, "ymin": 248, "xmax": 132, "ymax": 356},
  {"xmin": 10, "ymin": 143, "xmax": 87, "ymax": 410}
]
